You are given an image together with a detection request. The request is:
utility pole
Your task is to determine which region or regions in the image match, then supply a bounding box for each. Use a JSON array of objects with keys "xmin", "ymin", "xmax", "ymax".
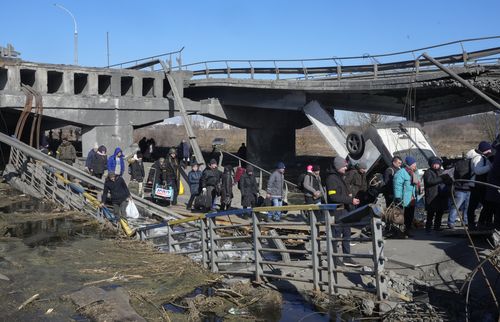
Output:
[{"xmin": 54, "ymin": 4, "xmax": 78, "ymax": 65}]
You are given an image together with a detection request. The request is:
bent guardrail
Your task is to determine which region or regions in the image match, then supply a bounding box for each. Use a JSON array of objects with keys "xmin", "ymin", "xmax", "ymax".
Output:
[{"xmin": 138, "ymin": 204, "xmax": 388, "ymax": 301}]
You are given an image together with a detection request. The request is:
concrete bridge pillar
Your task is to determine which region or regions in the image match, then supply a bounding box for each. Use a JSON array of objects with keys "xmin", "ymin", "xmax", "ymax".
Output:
[
  {"xmin": 246, "ymin": 127, "xmax": 295, "ymax": 168},
  {"xmin": 82, "ymin": 125, "xmax": 134, "ymax": 157}
]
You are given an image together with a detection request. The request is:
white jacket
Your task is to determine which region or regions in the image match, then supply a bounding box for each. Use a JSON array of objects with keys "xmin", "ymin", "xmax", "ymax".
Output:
[{"xmin": 465, "ymin": 149, "xmax": 491, "ymax": 187}]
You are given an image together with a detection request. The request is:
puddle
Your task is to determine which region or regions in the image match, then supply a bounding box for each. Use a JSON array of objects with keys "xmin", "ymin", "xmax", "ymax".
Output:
[
  {"xmin": 4, "ymin": 216, "xmax": 99, "ymax": 247},
  {"xmin": 0, "ymin": 197, "xmax": 54, "ymax": 213}
]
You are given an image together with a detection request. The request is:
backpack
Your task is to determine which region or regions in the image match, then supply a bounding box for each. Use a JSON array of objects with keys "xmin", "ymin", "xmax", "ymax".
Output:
[
  {"xmin": 235, "ymin": 167, "xmax": 246, "ymax": 183},
  {"xmin": 297, "ymin": 172, "xmax": 307, "ymax": 192},
  {"xmin": 454, "ymin": 158, "xmax": 472, "ymax": 180}
]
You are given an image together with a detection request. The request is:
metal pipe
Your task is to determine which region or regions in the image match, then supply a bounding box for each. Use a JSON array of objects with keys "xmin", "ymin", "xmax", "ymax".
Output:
[{"xmin": 421, "ymin": 52, "xmax": 500, "ymax": 111}]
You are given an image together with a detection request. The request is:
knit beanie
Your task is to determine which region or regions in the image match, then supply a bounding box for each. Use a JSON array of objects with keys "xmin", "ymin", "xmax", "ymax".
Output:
[
  {"xmin": 306, "ymin": 165, "xmax": 313, "ymax": 172},
  {"xmin": 333, "ymin": 157, "xmax": 347, "ymax": 171},
  {"xmin": 277, "ymin": 162, "xmax": 286, "ymax": 169},
  {"xmin": 478, "ymin": 141, "xmax": 492, "ymax": 153},
  {"xmin": 358, "ymin": 161, "xmax": 367, "ymax": 169},
  {"xmin": 427, "ymin": 156, "xmax": 442, "ymax": 167},
  {"xmin": 312, "ymin": 165, "xmax": 321, "ymax": 172},
  {"xmin": 405, "ymin": 156, "xmax": 417, "ymax": 166}
]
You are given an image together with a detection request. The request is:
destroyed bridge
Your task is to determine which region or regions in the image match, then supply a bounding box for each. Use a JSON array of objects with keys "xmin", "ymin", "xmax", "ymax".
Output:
[{"xmin": 0, "ymin": 36, "xmax": 500, "ymax": 164}]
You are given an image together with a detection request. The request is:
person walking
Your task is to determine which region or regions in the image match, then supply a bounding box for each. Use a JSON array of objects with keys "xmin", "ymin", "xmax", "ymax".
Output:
[
  {"xmin": 383, "ymin": 156, "xmax": 402, "ymax": 207},
  {"xmin": 90, "ymin": 145, "xmax": 107, "ymax": 179},
  {"xmin": 165, "ymin": 148, "xmax": 180, "ymax": 205},
  {"xmin": 303, "ymin": 165, "xmax": 324, "ymax": 205},
  {"xmin": 485, "ymin": 143, "xmax": 500, "ymax": 230},
  {"xmin": 128, "ymin": 151, "xmax": 145, "ymax": 196},
  {"xmin": 201, "ymin": 159, "xmax": 222, "ymax": 210},
  {"xmin": 237, "ymin": 143, "xmax": 247, "ymax": 161},
  {"xmin": 178, "ymin": 139, "xmax": 191, "ymax": 164},
  {"xmin": 85, "ymin": 143, "xmax": 98, "ymax": 172},
  {"xmin": 239, "ymin": 165, "xmax": 259, "ymax": 209},
  {"xmin": 345, "ymin": 162, "xmax": 368, "ymax": 202},
  {"xmin": 467, "ymin": 141, "xmax": 493, "ymax": 230},
  {"xmin": 107, "ymin": 147, "xmax": 125, "ymax": 177},
  {"xmin": 101, "ymin": 172, "xmax": 131, "ymax": 219},
  {"xmin": 423, "ymin": 157, "xmax": 450, "ymax": 232},
  {"xmin": 186, "ymin": 163, "xmax": 202, "ymax": 211},
  {"xmin": 56, "ymin": 137, "xmax": 77, "ymax": 165},
  {"xmin": 325, "ymin": 157, "xmax": 360, "ymax": 267},
  {"xmin": 394, "ymin": 156, "xmax": 420, "ymax": 237},
  {"xmin": 266, "ymin": 162, "xmax": 286, "ymax": 221},
  {"xmin": 220, "ymin": 165, "xmax": 234, "ymax": 211}
]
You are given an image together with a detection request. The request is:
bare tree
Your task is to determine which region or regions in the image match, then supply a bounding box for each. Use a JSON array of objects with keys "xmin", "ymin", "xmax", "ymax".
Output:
[
  {"xmin": 474, "ymin": 112, "xmax": 497, "ymax": 141},
  {"xmin": 345, "ymin": 112, "xmax": 389, "ymax": 130}
]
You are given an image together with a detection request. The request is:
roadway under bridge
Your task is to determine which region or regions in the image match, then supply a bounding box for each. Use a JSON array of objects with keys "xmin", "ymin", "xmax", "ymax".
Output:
[{"xmin": 1, "ymin": 38, "xmax": 500, "ymax": 165}]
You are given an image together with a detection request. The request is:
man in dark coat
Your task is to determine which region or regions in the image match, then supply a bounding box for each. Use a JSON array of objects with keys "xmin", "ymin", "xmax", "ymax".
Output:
[
  {"xmin": 101, "ymin": 172, "xmax": 130, "ymax": 219},
  {"xmin": 165, "ymin": 148, "xmax": 180, "ymax": 205},
  {"xmin": 90, "ymin": 145, "xmax": 108, "ymax": 179},
  {"xmin": 239, "ymin": 165, "xmax": 259, "ymax": 208},
  {"xmin": 201, "ymin": 159, "xmax": 222, "ymax": 210},
  {"xmin": 345, "ymin": 162, "xmax": 368, "ymax": 201},
  {"xmin": 423, "ymin": 157, "xmax": 450, "ymax": 232},
  {"xmin": 187, "ymin": 163, "xmax": 202, "ymax": 210},
  {"xmin": 220, "ymin": 165, "xmax": 234, "ymax": 210},
  {"xmin": 148, "ymin": 157, "xmax": 168, "ymax": 186},
  {"xmin": 485, "ymin": 145, "xmax": 500, "ymax": 230},
  {"xmin": 383, "ymin": 156, "xmax": 402, "ymax": 207},
  {"xmin": 325, "ymin": 157, "xmax": 360, "ymax": 267}
]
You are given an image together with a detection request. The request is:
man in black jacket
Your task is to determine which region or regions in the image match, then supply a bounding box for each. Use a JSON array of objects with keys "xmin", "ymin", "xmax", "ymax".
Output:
[
  {"xmin": 423, "ymin": 157, "xmax": 450, "ymax": 232},
  {"xmin": 165, "ymin": 148, "xmax": 180, "ymax": 205},
  {"xmin": 101, "ymin": 173, "xmax": 131, "ymax": 219},
  {"xmin": 239, "ymin": 165, "xmax": 259, "ymax": 209},
  {"xmin": 325, "ymin": 157, "xmax": 360, "ymax": 267},
  {"xmin": 383, "ymin": 156, "xmax": 402, "ymax": 207},
  {"xmin": 201, "ymin": 159, "xmax": 222, "ymax": 210}
]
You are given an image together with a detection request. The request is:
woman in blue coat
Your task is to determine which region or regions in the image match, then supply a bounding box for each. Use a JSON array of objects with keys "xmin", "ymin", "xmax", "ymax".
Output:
[
  {"xmin": 107, "ymin": 147, "xmax": 125, "ymax": 177},
  {"xmin": 393, "ymin": 156, "xmax": 420, "ymax": 237}
]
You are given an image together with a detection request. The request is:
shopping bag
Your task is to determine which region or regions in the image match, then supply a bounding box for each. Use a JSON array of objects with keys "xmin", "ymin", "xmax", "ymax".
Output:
[{"xmin": 125, "ymin": 200, "xmax": 140, "ymax": 219}]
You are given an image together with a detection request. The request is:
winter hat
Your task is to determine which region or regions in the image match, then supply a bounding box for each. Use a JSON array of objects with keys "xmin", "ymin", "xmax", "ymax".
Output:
[
  {"xmin": 136, "ymin": 151, "xmax": 143, "ymax": 159},
  {"xmin": 333, "ymin": 157, "xmax": 347, "ymax": 171},
  {"xmin": 98, "ymin": 145, "xmax": 107, "ymax": 153},
  {"xmin": 312, "ymin": 165, "xmax": 321, "ymax": 172},
  {"xmin": 276, "ymin": 162, "xmax": 286, "ymax": 169},
  {"xmin": 405, "ymin": 156, "xmax": 417, "ymax": 166},
  {"xmin": 246, "ymin": 165, "xmax": 254, "ymax": 172},
  {"xmin": 209, "ymin": 159, "xmax": 217, "ymax": 165},
  {"xmin": 478, "ymin": 141, "xmax": 492, "ymax": 153},
  {"xmin": 306, "ymin": 165, "xmax": 313, "ymax": 172},
  {"xmin": 428, "ymin": 156, "xmax": 442, "ymax": 167},
  {"xmin": 357, "ymin": 161, "xmax": 367, "ymax": 170},
  {"xmin": 169, "ymin": 147, "xmax": 176, "ymax": 154}
]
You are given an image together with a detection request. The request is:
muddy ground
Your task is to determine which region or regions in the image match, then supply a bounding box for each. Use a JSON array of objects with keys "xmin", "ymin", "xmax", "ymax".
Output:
[{"xmin": 0, "ymin": 183, "xmax": 282, "ymax": 321}]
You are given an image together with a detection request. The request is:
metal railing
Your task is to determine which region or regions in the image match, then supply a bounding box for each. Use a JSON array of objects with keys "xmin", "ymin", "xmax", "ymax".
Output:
[
  {"xmin": 138, "ymin": 204, "xmax": 388, "ymax": 300},
  {"xmin": 0, "ymin": 133, "xmax": 186, "ymax": 223},
  {"xmin": 218, "ymin": 149, "xmax": 296, "ymax": 199},
  {"xmin": 8, "ymin": 147, "xmax": 114, "ymax": 223},
  {"xmin": 175, "ymin": 36, "xmax": 500, "ymax": 80},
  {"xmin": 107, "ymin": 47, "xmax": 184, "ymax": 70}
]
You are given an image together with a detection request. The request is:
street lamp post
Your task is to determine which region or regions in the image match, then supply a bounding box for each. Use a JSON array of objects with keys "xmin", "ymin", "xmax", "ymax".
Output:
[{"xmin": 54, "ymin": 4, "xmax": 78, "ymax": 65}]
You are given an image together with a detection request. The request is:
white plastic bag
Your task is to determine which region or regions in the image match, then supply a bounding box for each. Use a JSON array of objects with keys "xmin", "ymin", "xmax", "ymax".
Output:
[{"xmin": 126, "ymin": 200, "xmax": 140, "ymax": 219}]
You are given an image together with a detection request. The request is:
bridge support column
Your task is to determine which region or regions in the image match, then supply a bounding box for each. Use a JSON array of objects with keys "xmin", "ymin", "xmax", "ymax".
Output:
[
  {"xmin": 82, "ymin": 125, "xmax": 134, "ymax": 157},
  {"xmin": 247, "ymin": 127, "xmax": 295, "ymax": 167}
]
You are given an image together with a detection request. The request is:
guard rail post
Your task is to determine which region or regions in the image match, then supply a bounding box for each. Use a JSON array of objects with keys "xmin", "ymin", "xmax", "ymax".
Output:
[
  {"xmin": 209, "ymin": 216, "xmax": 218, "ymax": 272},
  {"xmin": 324, "ymin": 209, "xmax": 337, "ymax": 294},
  {"xmin": 252, "ymin": 211, "xmax": 263, "ymax": 283},
  {"xmin": 200, "ymin": 218, "xmax": 208, "ymax": 268},
  {"xmin": 309, "ymin": 210, "xmax": 320, "ymax": 291},
  {"xmin": 371, "ymin": 215, "xmax": 388, "ymax": 301},
  {"xmin": 167, "ymin": 224, "xmax": 174, "ymax": 253}
]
